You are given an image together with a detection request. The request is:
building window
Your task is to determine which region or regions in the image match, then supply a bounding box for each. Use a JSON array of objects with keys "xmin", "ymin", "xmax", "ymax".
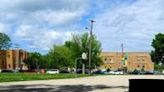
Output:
[
  {"xmin": 104, "ymin": 58, "xmax": 107, "ymax": 61},
  {"xmin": 137, "ymin": 65, "xmax": 140, "ymax": 68},
  {"xmin": 142, "ymin": 65, "xmax": 145, "ymax": 68}
]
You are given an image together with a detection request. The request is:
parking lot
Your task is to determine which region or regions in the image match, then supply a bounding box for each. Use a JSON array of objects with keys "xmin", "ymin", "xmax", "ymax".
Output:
[{"xmin": 0, "ymin": 75, "xmax": 164, "ymax": 92}]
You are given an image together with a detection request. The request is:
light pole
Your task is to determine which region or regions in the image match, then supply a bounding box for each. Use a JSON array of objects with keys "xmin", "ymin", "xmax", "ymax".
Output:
[{"xmin": 89, "ymin": 20, "xmax": 95, "ymax": 75}]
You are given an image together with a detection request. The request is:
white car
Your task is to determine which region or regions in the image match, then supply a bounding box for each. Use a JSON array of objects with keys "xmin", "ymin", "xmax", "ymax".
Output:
[
  {"xmin": 114, "ymin": 71, "xmax": 123, "ymax": 75},
  {"xmin": 109, "ymin": 71, "xmax": 123, "ymax": 75},
  {"xmin": 46, "ymin": 69, "xmax": 59, "ymax": 74},
  {"xmin": 109, "ymin": 71, "xmax": 115, "ymax": 74}
]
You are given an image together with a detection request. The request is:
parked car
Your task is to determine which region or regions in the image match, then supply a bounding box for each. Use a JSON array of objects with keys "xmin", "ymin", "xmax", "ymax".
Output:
[
  {"xmin": 153, "ymin": 71, "xmax": 161, "ymax": 75},
  {"xmin": 76, "ymin": 69, "xmax": 90, "ymax": 74},
  {"xmin": 46, "ymin": 69, "xmax": 59, "ymax": 74},
  {"xmin": 108, "ymin": 70, "xmax": 124, "ymax": 75},
  {"xmin": 130, "ymin": 69, "xmax": 141, "ymax": 74},
  {"xmin": 145, "ymin": 71, "xmax": 154, "ymax": 75},
  {"xmin": 108, "ymin": 71, "xmax": 115, "ymax": 74},
  {"xmin": 1, "ymin": 69, "xmax": 14, "ymax": 73}
]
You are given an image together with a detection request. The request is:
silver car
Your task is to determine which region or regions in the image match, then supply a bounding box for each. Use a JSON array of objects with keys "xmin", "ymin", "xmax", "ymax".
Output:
[{"xmin": 46, "ymin": 69, "xmax": 59, "ymax": 74}]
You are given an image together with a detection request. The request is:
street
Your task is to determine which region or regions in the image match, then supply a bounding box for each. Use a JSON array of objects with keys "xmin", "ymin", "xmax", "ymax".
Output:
[{"xmin": 0, "ymin": 75, "xmax": 164, "ymax": 92}]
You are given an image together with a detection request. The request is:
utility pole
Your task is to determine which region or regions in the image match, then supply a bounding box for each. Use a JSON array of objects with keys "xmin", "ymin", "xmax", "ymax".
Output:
[
  {"xmin": 121, "ymin": 43, "xmax": 126, "ymax": 74},
  {"xmin": 89, "ymin": 20, "xmax": 95, "ymax": 75},
  {"xmin": 121, "ymin": 43, "xmax": 124, "ymax": 55}
]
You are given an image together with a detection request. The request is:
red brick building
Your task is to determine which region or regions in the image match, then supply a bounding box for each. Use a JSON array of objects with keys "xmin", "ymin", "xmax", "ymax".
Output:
[
  {"xmin": 100, "ymin": 52, "xmax": 154, "ymax": 72},
  {"xmin": 0, "ymin": 49, "xmax": 28, "ymax": 70}
]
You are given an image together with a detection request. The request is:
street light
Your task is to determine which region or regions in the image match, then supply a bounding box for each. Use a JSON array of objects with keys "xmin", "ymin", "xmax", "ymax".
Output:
[{"xmin": 89, "ymin": 20, "xmax": 95, "ymax": 75}]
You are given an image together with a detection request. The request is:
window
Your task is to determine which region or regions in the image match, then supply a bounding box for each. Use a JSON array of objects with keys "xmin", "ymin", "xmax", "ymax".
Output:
[
  {"xmin": 8, "ymin": 55, "xmax": 10, "ymax": 58},
  {"xmin": 137, "ymin": 65, "xmax": 140, "ymax": 68},
  {"xmin": 104, "ymin": 58, "xmax": 107, "ymax": 61}
]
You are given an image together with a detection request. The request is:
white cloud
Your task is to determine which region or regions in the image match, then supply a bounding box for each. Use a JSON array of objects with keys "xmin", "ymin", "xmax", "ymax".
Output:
[
  {"xmin": 14, "ymin": 25, "xmax": 78, "ymax": 51},
  {"xmin": 33, "ymin": 10, "xmax": 85, "ymax": 25},
  {"xmin": 0, "ymin": 23, "xmax": 7, "ymax": 33},
  {"xmin": 0, "ymin": 0, "xmax": 89, "ymax": 53},
  {"xmin": 94, "ymin": 0, "xmax": 164, "ymax": 52},
  {"xmin": 0, "ymin": 0, "xmax": 89, "ymax": 25},
  {"xmin": 1, "ymin": 0, "xmax": 164, "ymax": 53}
]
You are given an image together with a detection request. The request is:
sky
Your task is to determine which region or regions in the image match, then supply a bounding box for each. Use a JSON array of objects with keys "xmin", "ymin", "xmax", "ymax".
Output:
[{"xmin": 0, "ymin": 0, "xmax": 164, "ymax": 54}]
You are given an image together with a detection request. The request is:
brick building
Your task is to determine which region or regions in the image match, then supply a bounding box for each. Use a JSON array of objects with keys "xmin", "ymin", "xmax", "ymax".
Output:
[
  {"xmin": 100, "ymin": 52, "xmax": 154, "ymax": 72},
  {"xmin": 0, "ymin": 49, "xmax": 28, "ymax": 70}
]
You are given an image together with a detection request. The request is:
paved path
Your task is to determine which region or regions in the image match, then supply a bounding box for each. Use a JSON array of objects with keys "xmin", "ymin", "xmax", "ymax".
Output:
[{"xmin": 0, "ymin": 75, "xmax": 164, "ymax": 92}]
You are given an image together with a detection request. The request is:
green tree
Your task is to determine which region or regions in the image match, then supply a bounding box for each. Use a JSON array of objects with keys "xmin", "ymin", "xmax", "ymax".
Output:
[
  {"xmin": 0, "ymin": 33, "xmax": 12, "ymax": 50},
  {"xmin": 47, "ymin": 45, "xmax": 73, "ymax": 69},
  {"xmin": 24, "ymin": 52, "xmax": 44, "ymax": 70},
  {"xmin": 151, "ymin": 33, "xmax": 164, "ymax": 64},
  {"xmin": 65, "ymin": 32, "xmax": 102, "ymax": 69}
]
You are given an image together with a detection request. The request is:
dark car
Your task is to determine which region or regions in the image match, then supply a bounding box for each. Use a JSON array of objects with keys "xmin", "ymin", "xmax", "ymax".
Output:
[
  {"xmin": 60, "ymin": 69, "xmax": 70, "ymax": 73},
  {"xmin": 93, "ymin": 70, "xmax": 105, "ymax": 74},
  {"xmin": 76, "ymin": 69, "xmax": 90, "ymax": 74},
  {"xmin": 130, "ymin": 69, "xmax": 141, "ymax": 74},
  {"xmin": 1, "ymin": 69, "xmax": 14, "ymax": 73}
]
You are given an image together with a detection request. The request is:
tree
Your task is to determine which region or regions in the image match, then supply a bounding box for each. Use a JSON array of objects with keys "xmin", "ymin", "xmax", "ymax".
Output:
[
  {"xmin": 47, "ymin": 45, "xmax": 73, "ymax": 69},
  {"xmin": 65, "ymin": 32, "xmax": 102, "ymax": 69},
  {"xmin": 24, "ymin": 52, "xmax": 44, "ymax": 70},
  {"xmin": 0, "ymin": 33, "xmax": 12, "ymax": 50},
  {"xmin": 151, "ymin": 33, "xmax": 164, "ymax": 64}
]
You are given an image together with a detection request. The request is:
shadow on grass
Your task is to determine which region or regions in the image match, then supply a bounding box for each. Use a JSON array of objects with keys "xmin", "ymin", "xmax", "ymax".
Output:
[{"xmin": 0, "ymin": 84, "xmax": 128, "ymax": 92}]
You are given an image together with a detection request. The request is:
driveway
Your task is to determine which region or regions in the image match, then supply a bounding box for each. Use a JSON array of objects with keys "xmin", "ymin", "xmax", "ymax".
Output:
[{"xmin": 0, "ymin": 75, "xmax": 164, "ymax": 92}]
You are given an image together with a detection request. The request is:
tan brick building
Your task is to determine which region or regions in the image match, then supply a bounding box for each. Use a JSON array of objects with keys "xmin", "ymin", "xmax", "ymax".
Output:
[
  {"xmin": 100, "ymin": 52, "xmax": 154, "ymax": 72},
  {"xmin": 0, "ymin": 49, "xmax": 28, "ymax": 70}
]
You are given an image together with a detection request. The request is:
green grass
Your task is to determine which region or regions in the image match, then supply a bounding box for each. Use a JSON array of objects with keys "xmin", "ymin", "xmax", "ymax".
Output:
[{"xmin": 0, "ymin": 73, "xmax": 90, "ymax": 83}]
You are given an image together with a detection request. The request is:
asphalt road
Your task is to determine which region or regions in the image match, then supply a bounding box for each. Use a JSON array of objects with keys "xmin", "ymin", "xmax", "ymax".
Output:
[{"xmin": 0, "ymin": 75, "xmax": 164, "ymax": 92}]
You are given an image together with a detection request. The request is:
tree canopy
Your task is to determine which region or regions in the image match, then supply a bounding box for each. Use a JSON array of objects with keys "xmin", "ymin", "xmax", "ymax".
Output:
[
  {"xmin": 47, "ymin": 45, "xmax": 73, "ymax": 69},
  {"xmin": 65, "ymin": 32, "xmax": 102, "ymax": 68},
  {"xmin": 24, "ymin": 52, "xmax": 46, "ymax": 70},
  {"xmin": 24, "ymin": 32, "xmax": 102, "ymax": 70},
  {"xmin": 151, "ymin": 33, "xmax": 164, "ymax": 63},
  {"xmin": 0, "ymin": 33, "xmax": 12, "ymax": 50}
]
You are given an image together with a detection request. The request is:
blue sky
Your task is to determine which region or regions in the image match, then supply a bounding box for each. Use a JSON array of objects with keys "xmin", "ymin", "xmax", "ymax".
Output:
[{"xmin": 0, "ymin": 0, "xmax": 164, "ymax": 54}]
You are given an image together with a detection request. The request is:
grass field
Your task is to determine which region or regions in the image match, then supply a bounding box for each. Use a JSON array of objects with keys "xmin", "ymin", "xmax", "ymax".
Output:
[{"xmin": 0, "ymin": 73, "xmax": 90, "ymax": 83}]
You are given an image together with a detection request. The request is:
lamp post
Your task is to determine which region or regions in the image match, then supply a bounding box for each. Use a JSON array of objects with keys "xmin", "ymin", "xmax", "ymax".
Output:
[
  {"xmin": 85, "ymin": 20, "xmax": 95, "ymax": 75},
  {"xmin": 89, "ymin": 20, "xmax": 95, "ymax": 75}
]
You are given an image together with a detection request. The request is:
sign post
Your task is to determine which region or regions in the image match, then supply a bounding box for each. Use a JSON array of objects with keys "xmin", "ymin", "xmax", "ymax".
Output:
[{"xmin": 82, "ymin": 52, "xmax": 87, "ymax": 74}]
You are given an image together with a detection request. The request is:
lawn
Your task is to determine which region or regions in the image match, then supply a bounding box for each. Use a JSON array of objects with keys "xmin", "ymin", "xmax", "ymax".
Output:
[{"xmin": 0, "ymin": 73, "xmax": 90, "ymax": 82}]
